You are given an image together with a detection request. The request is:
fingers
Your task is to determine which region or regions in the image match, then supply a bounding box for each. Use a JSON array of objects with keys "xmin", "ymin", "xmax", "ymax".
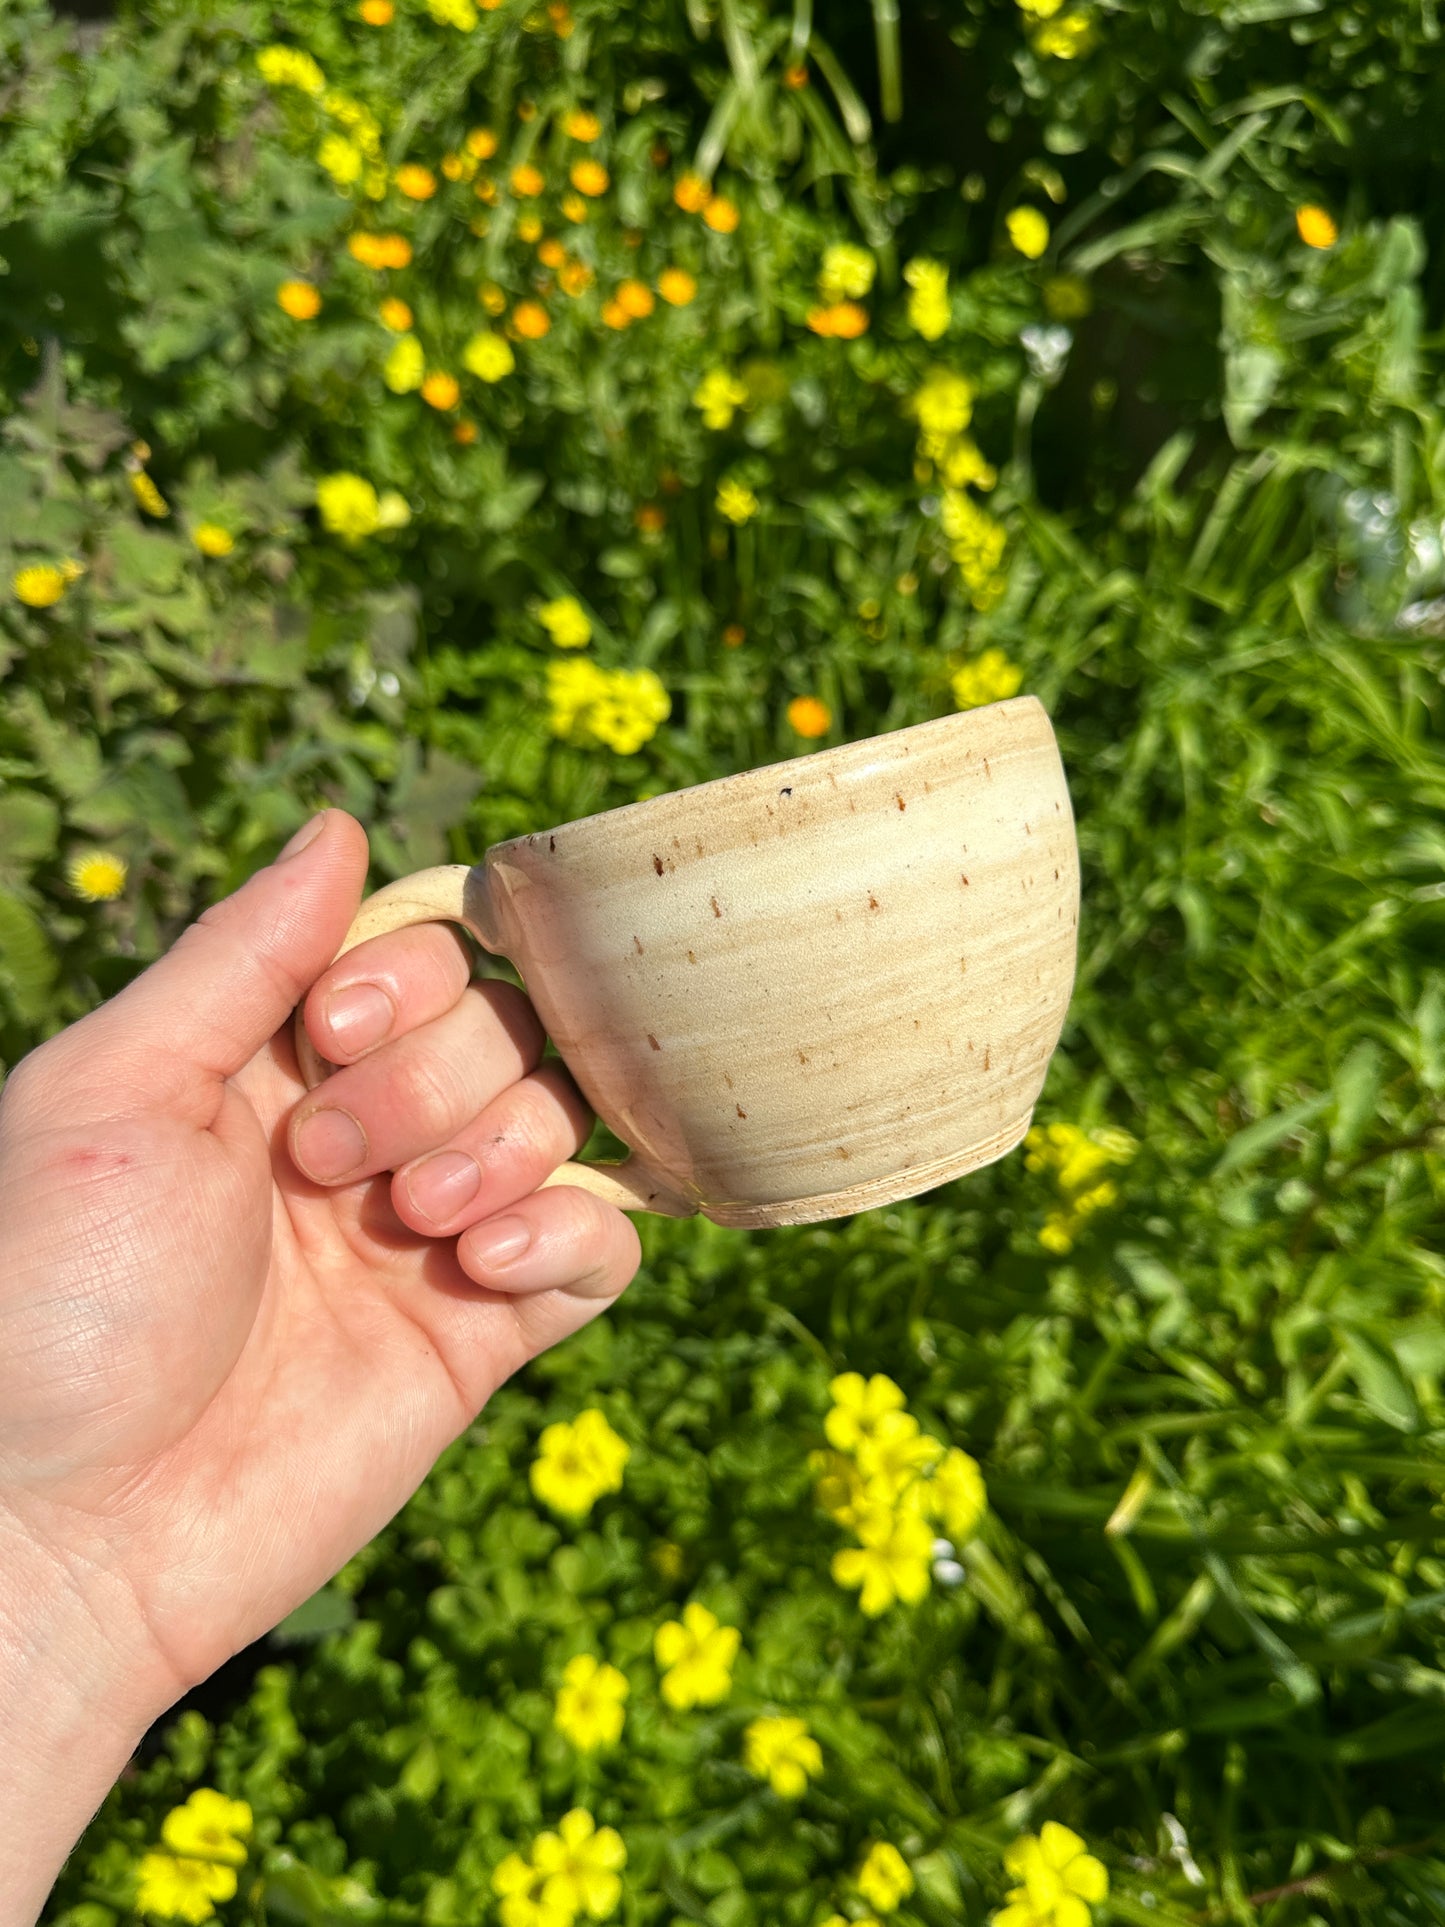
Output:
[
  {"xmin": 457, "ymin": 1182, "xmax": 642, "ymax": 1304},
  {"xmin": 392, "ymin": 1063, "xmax": 593, "ymax": 1234},
  {"xmin": 287, "ymin": 980, "xmax": 544, "ymax": 1186},
  {"xmin": 301, "ymin": 924, "xmax": 473, "ymax": 1067}
]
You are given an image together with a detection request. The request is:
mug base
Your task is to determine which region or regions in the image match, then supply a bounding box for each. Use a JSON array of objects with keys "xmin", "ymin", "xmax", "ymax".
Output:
[{"xmin": 699, "ymin": 1112, "xmax": 1034, "ymax": 1229}]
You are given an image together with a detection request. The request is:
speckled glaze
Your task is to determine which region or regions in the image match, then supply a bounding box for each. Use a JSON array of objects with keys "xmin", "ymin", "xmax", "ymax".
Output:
[{"xmin": 295, "ymin": 695, "xmax": 1079, "ymax": 1226}]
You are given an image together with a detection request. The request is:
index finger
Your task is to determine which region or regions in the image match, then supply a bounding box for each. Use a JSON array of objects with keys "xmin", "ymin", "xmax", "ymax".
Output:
[{"xmin": 302, "ymin": 923, "xmax": 474, "ymax": 1066}]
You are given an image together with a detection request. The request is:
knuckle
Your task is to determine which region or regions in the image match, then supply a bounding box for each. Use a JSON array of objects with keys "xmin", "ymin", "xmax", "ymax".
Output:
[
  {"xmin": 479, "ymin": 980, "xmax": 546, "ymax": 1059},
  {"xmin": 394, "ymin": 1045, "xmax": 467, "ymax": 1136}
]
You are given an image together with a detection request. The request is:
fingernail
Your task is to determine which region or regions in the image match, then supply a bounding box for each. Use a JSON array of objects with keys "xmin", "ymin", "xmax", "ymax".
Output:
[
  {"xmin": 467, "ymin": 1215, "xmax": 531, "ymax": 1269},
  {"xmin": 406, "ymin": 1150, "xmax": 482, "ymax": 1224},
  {"xmin": 324, "ymin": 982, "xmax": 394, "ymax": 1056},
  {"xmin": 294, "ymin": 1106, "xmax": 367, "ymax": 1182},
  {"xmin": 278, "ymin": 811, "xmax": 327, "ymax": 862}
]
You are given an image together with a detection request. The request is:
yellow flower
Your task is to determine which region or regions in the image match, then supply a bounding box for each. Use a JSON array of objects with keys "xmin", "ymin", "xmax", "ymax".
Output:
[
  {"xmin": 1017, "ymin": 0, "xmax": 1065, "ymax": 13},
  {"xmin": 997, "ymin": 1824, "xmax": 1108, "ymax": 1927},
  {"xmin": 655, "ymin": 1602, "xmax": 740, "ymax": 1709},
  {"xmin": 256, "ymin": 44, "xmax": 326, "ymax": 95},
  {"xmin": 608, "ymin": 278, "xmax": 649, "ymax": 319},
  {"xmin": 510, "ymin": 162, "xmax": 545, "ymax": 197},
  {"xmin": 952, "ymin": 647, "xmax": 1023, "ymax": 711},
  {"xmin": 601, "ymin": 298, "xmax": 630, "ymax": 330},
  {"xmin": 396, "ymin": 163, "xmax": 437, "ymax": 200},
  {"xmin": 716, "ymin": 478, "xmax": 758, "ymax": 524},
  {"xmin": 359, "ymin": 0, "xmax": 395, "ymax": 23},
  {"xmin": 478, "ymin": 281, "xmax": 507, "ymax": 314},
  {"xmin": 904, "ymin": 256, "xmax": 950, "ymax": 340},
  {"xmin": 379, "ymin": 295, "xmax": 413, "ymax": 331},
  {"xmin": 855, "ymin": 1411, "xmax": 945, "ymax": 1501},
  {"xmin": 492, "ymin": 1854, "xmax": 572, "ymax": 1927},
  {"xmin": 131, "ymin": 470, "xmax": 170, "ymax": 517},
  {"xmin": 467, "ymin": 126, "xmax": 499, "ymax": 158},
  {"xmin": 318, "ymin": 134, "xmax": 364, "ymax": 187},
  {"xmin": 941, "ymin": 492, "xmax": 1008, "ymax": 607},
  {"xmin": 703, "ymin": 194, "xmax": 740, "ymax": 233},
  {"xmin": 742, "ymin": 1716, "xmax": 823, "ymax": 1797},
  {"xmin": 383, "ymin": 333, "xmax": 425, "ymax": 392},
  {"xmin": 561, "ymin": 190, "xmax": 588, "ymax": 223},
  {"xmin": 463, "ymin": 330, "xmax": 515, "ymax": 381},
  {"xmin": 1032, "ymin": 10, "xmax": 1096, "ymax": 56},
  {"xmin": 927, "ymin": 1446, "xmax": 986, "ymax": 1544},
  {"xmin": 517, "ymin": 212, "xmax": 543, "ymax": 243},
  {"xmin": 561, "ymin": 260, "xmax": 594, "ymax": 296},
  {"xmin": 825, "ymin": 1372, "xmax": 906, "ymax": 1452},
  {"xmin": 555, "ymin": 1654, "xmax": 628, "ymax": 1751},
  {"xmin": 674, "ymin": 171, "xmax": 712, "ymax": 212},
  {"xmin": 787, "ymin": 694, "xmax": 831, "ymax": 739},
  {"xmin": 277, "ymin": 278, "xmax": 321, "ymax": 319},
  {"xmin": 1296, "ymin": 203, "xmax": 1338, "ymax": 249},
  {"xmin": 512, "ymin": 299, "xmax": 551, "ymax": 338},
  {"xmin": 160, "ymin": 1790, "xmax": 253, "ymax": 1868},
  {"xmin": 530, "ymin": 1408, "xmax": 630, "ymax": 1516},
  {"xmin": 532, "ymin": 1809, "xmax": 627, "ymax": 1921},
  {"xmin": 547, "ymin": 659, "xmax": 670, "ymax": 753},
  {"xmin": 316, "ymin": 471, "xmax": 382, "ymax": 541},
  {"xmin": 810, "ymin": 1446, "xmax": 866, "ymax": 1524},
  {"xmin": 694, "ymin": 367, "xmax": 748, "ymax": 430},
  {"xmin": 539, "ymin": 594, "xmax": 592, "ymax": 648},
  {"xmin": 857, "ymin": 1841, "xmax": 915, "ymax": 1915},
  {"xmin": 565, "ymin": 107, "xmax": 601, "ymax": 140},
  {"xmin": 421, "ymin": 370, "xmax": 460, "ymax": 409},
  {"xmin": 657, "ymin": 267, "xmax": 697, "ymax": 306},
  {"xmin": 831, "ymin": 1505, "xmax": 934, "ymax": 1615},
  {"xmin": 12, "ymin": 563, "xmax": 69, "ymax": 607},
  {"xmin": 913, "ymin": 369, "xmax": 975, "ymax": 439},
  {"xmin": 538, "ymin": 237, "xmax": 566, "ymax": 267},
  {"xmin": 1007, "ymin": 206, "xmax": 1051, "ymax": 260},
  {"xmin": 428, "ymin": 0, "xmax": 478, "ymax": 26},
  {"xmin": 192, "ymin": 522, "xmax": 235, "ymax": 557},
  {"xmin": 134, "ymin": 1851, "xmax": 236, "ymax": 1924},
  {"xmin": 1043, "ymin": 274, "xmax": 1091, "ymax": 319},
  {"xmin": 819, "ymin": 242, "xmax": 875, "ymax": 300},
  {"xmin": 570, "ymin": 158, "xmax": 609, "ymax": 197},
  {"xmin": 67, "ymin": 851, "xmax": 128, "ymax": 902},
  {"xmin": 348, "ymin": 231, "xmax": 412, "ymax": 267},
  {"xmin": 937, "ymin": 435, "xmax": 997, "ymax": 490}
]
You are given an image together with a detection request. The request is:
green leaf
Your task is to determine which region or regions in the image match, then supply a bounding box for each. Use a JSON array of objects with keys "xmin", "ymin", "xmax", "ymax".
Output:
[
  {"xmin": 0, "ymin": 886, "xmax": 58, "ymax": 1025},
  {"xmin": 1336, "ymin": 1326, "xmax": 1420, "ymax": 1432},
  {"xmin": 1329, "ymin": 1040, "xmax": 1384, "ymax": 1157},
  {"xmin": 1212, "ymin": 1094, "xmax": 1329, "ymax": 1177}
]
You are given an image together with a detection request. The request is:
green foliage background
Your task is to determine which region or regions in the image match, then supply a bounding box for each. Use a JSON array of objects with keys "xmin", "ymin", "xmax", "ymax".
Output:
[{"xmin": 5, "ymin": 0, "xmax": 1445, "ymax": 1920}]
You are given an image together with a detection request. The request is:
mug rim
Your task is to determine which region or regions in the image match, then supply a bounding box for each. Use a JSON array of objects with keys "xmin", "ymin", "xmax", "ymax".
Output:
[{"xmin": 494, "ymin": 693, "xmax": 1051, "ymax": 855}]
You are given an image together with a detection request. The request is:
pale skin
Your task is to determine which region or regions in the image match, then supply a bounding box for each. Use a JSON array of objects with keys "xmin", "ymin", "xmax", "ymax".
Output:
[{"xmin": 0, "ymin": 811, "xmax": 641, "ymax": 1924}]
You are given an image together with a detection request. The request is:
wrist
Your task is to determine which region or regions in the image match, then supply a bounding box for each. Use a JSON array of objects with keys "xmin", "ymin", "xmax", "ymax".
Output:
[{"xmin": 0, "ymin": 1510, "xmax": 176, "ymax": 1926}]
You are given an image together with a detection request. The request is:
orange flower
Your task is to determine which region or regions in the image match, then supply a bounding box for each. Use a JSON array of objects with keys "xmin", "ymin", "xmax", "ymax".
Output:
[
  {"xmin": 474, "ymin": 176, "xmax": 498, "ymax": 204},
  {"xmin": 478, "ymin": 282, "xmax": 507, "ymax": 314},
  {"xmin": 359, "ymin": 0, "xmax": 394, "ymax": 22},
  {"xmin": 379, "ymin": 296, "xmax": 413, "ymax": 330},
  {"xmin": 806, "ymin": 306, "xmax": 836, "ymax": 337},
  {"xmin": 517, "ymin": 212, "xmax": 542, "ymax": 243},
  {"xmin": 453, "ymin": 420, "xmax": 479, "ymax": 445},
  {"xmin": 538, "ymin": 237, "xmax": 566, "ymax": 268},
  {"xmin": 512, "ymin": 300, "xmax": 551, "ymax": 338},
  {"xmin": 570, "ymin": 158, "xmax": 609, "ymax": 197},
  {"xmin": 788, "ymin": 695, "xmax": 831, "ymax": 738},
  {"xmin": 674, "ymin": 172, "xmax": 712, "ymax": 213},
  {"xmin": 559, "ymin": 260, "xmax": 594, "ymax": 296},
  {"xmin": 1296, "ymin": 204, "xmax": 1338, "ymax": 249},
  {"xmin": 635, "ymin": 503, "xmax": 667, "ymax": 534},
  {"xmin": 549, "ymin": 1, "xmax": 573, "ymax": 34},
  {"xmin": 348, "ymin": 232, "xmax": 412, "ymax": 268},
  {"xmin": 277, "ymin": 279, "xmax": 322, "ymax": 319},
  {"xmin": 829, "ymin": 300, "xmax": 868, "ymax": 338},
  {"xmin": 421, "ymin": 371, "xmax": 460, "ymax": 409},
  {"xmin": 722, "ymin": 623, "xmax": 746, "ymax": 647},
  {"xmin": 601, "ymin": 299, "xmax": 630, "ymax": 330},
  {"xmin": 657, "ymin": 267, "xmax": 697, "ymax": 306},
  {"xmin": 510, "ymin": 162, "xmax": 545, "ymax": 197},
  {"xmin": 703, "ymin": 196, "xmax": 739, "ymax": 233},
  {"xmin": 396, "ymin": 163, "xmax": 437, "ymax": 201},
  {"xmin": 782, "ymin": 62, "xmax": 808, "ymax": 88},
  {"xmin": 616, "ymin": 279, "xmax": 654, "ymax": 318},
  {"xmin": 466, "ymin": 127, "xmax": 499, "ymax": 159},
  {"xmin": 561, "ymin": 191, "xmax": 588, "ymax": 223},
  {"xmin": 565, "ymin": 108, "xmax": 601, "ymax": 141}
]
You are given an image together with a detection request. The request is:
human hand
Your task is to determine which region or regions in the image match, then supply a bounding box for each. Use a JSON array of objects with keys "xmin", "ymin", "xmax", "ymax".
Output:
[{"xmin": 0, "ymin": 811, "xmax": 640, "ymax": 1921}]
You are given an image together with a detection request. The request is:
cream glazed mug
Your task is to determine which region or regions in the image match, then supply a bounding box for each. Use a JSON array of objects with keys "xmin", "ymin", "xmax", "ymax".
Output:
[{"xmin": 295, "ymin": 694, "xmax": 1080, "ymax": 1228}]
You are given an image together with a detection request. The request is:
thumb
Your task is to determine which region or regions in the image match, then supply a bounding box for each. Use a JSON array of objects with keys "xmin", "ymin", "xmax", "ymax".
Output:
[{"xmin": 80, "ymin": 810, "xmax": 370, "ymax": 1098}]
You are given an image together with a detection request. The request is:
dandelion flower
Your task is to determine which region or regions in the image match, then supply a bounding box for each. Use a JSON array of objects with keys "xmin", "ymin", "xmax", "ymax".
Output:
[
  {"xmin": 565, "ymin": 108, "xmax": 601, "ymax": 141},
  {"xmin": 674, "ymin": 171, "xmax": 712, "ymax": 212},
  {"xmin": 857, "ymin": 1841, "xmax": 914, "ymax": 1915},
  {"xmin": 703, "ymin": 195, "xmax": 739, "ymax": 233},
  {"xmin": 463, "ymin": 331, "xmax": 516, "ymax": 381},
  {"xmin": 561, "ymin": 191, "xmax": 588, "ymax": 223},
  {"xmin": 348, "ymin": 231, "xmax": 412, "ymax": 268},
  {"xmin": 419, "ymin": 371, "xmax": 459, "ymax": 409},
  {"xmin": 554, "ymin": 1655, "xmax": 629, "ymax": 1752},
  {"xmin": 616, "ymin": 278, "xmax": 654, "ymax": 318},
  {"xmin": 255, "ymin": 45, "xmax": 326, "ymax": 95},
  {"xmin": 359, "ymin": 0, "xmax": 394, "ymax": 22},
  {"xmin": 396, "ymin": 163, "xmax": 437, "ymax": 201},
  {"xmin": 1006, "ymin": 206, "xmax": 1051, "ymax": 260},
  {"xmin": 467, "ymin": 127, "xmax": 499, "ymax": 159},
  {"xmin": 716, "ymin": 478, "xmax": 758, "ymax": 524},
  {"xmin": 192, "ymin": 523, "xmax": 235, "ymax": 557},
  {"xmin": 827, "ymin": 300, "xmax": 869, "ymax": 338},
  {"xmin": 512, "ymin": 300, "xmax": 551, "ymax": 338},
  {"xmin": 539, "ymin": 595, "xmax": 592, "ymax": 648},
  {"xmin": 560, "ymin": 260, "xmax": 594, "ymax": 296},
  {"xmin": 131, "ymin": 471, "xmax": 170, "ymax": 518},
  {"xmin": 657, "ymin": 267, "xmax": 696, "ymax": 306},
  {"xmin": 67, "ymin": 851, "xmax": 128, "ymax": 902},
  {"xmin": 517, "ymin": 212, "xmax": 543, "ymax": 243},
  {"xmin": 379, "ymin": 296, "xmax": 413, "ymax": 331},
  {"xmin": 601, "ymin": 300, "xmax": 630, "ymax": 330},
  {"xmin": 655, "ymin": 1602, "xmax": 740, "ymax": 1709},
  {"xmin": 1296, "ymin": 204, "xmax": 1338, "ymax": 249},
  {"xmin": 570, "ymin": 159, "xmax": 609, "ymax": 197},
  {"xmin": 787, "ymin": 695, "xmax": 830, "ymax": 738},
  {"xmin": 316, "ymin": 472, "xmax": 382, "ymax": 541},
  {"xmin": 538, "ymin": 237, "xmax": 566, "ymax": 267},
  {"xmin": 743, "ymin": 1716, "xmax": 823, "ymax": 1797},
  {"xmin": 318, "ymin": 135, "xmax": 365, "ymax": 188},
  {"xmin": 277, "ymin": 279, "xmax": 322, "ymax": 319},
  {"xmin": 510, "ymin": 162, "xmax": 545, "ymax": 197},
  {"xmin": 12, "ymin": 563, "xmax": 69, "ymax": 608}
]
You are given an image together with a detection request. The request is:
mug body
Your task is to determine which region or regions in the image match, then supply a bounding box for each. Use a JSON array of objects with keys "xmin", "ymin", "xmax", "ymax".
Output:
[{"xmin": 478, "ymin": 695, "xmax": 1079, "ymax": 1227}]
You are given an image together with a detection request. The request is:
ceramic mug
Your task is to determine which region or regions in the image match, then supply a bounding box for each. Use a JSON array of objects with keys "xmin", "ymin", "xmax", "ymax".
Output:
[{"xmin": 294, "ymin": 694, "xmax": 1079, "ymax": 1227}]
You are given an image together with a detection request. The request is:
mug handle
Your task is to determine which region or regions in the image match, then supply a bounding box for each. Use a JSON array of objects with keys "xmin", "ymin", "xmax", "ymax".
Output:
[{"xmin": 291, "ymin": 864, "xmax": 696, "ymax": 1219}]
